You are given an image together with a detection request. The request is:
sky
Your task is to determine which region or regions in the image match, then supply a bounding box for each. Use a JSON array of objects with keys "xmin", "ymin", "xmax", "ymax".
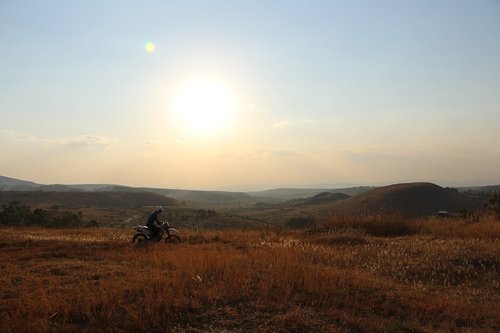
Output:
[{"xmin": 1, "ymin": 0, "xmax": 499, "ymax": 190}]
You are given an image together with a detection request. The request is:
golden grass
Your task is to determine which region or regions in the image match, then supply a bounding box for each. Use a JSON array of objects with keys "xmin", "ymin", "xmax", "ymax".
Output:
[
  {"xmin": 1, "ymin": 223, "xmax": 499, "ymax": 332},
  {"xmin": 320, "ymin": 213, "xmax": 500, "ymax": 239},
  {"xmin": 411, "ymin": 215, "xmax": 500, "ymax": 239}
]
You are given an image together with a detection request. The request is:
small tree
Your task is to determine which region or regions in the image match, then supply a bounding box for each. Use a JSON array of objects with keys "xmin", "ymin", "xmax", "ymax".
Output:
[
  {"xmin": 0, "ymin": 202, "xmax": 31, "ymax": 226},
  {"xmin": 29, "ymin": 208, "xmax": 51, "ymax": 227},
  {"xmin": 489, "ymin": 192, "xmax": 500, "ymax": 219}
]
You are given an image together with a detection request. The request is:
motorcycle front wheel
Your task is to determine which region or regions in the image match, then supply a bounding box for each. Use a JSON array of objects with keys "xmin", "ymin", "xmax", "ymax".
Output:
[
  {"xmin": 132, "ymin": 234, "xmax": 148, "ymax": 245},
  {"xmin": 165, "ymin": 235, "xmax": 181, "ymax": 244}
]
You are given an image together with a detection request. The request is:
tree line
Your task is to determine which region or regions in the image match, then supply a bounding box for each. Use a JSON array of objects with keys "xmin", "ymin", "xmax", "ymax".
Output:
[{"xmin": 0, "ymin": 202, "xmax": 97, "ymax": 228}]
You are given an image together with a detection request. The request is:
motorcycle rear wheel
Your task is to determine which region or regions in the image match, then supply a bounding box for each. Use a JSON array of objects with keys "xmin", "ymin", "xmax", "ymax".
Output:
[
  {"xmin": 165, "ymin": 235, "xmax": 181, "ymax": 244},
  {"xmin": 132, "ymin": 234, "xmax": 148, "ymax": 245}
]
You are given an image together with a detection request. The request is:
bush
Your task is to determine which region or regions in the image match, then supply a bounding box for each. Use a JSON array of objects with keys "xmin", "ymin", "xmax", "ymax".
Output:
[
  {"xmin": 321, "ymin": 213, "xmax": 500, "ymax": 238},
  {"xmin": 321, "ymin": 214, "xmax": 416, "ymax": 237},
  {"xmin": 0, "ymin": 204, "xmax": 90, "ymax": 228},
  {"xmin": 285, "ymin": 216, "xmax": 317, "ymax": 229},
  {"xmin": 489, "ymin": 192, "xmax": 500, "ymax": 219},
  {"xmin": 0, "ymin": 202, "xmax": 31, "ymax": 226}
]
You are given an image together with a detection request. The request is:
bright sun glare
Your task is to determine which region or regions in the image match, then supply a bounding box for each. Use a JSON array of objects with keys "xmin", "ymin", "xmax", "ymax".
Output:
[{"xmin": 173, "ymin": 78, "xmax": 234, "ymax": 135}]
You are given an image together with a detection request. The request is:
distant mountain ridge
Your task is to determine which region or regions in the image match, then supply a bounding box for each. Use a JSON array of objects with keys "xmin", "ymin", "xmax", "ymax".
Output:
[
  {"xmin": 247, "ymin": 187, "xmax": 373, "ymax": 200},
  {"xmin": 0, "ymin": 175, "xmax": 39, "ymax": 190},
  {"xmin": 0, "ymin": 190, "xmax": 177, "ymax": 209},
  {"xmin": 0, "ymin": 175, "xmax": 370, "ymax": 206},
  {"xmin": 1, "ymin": 175, "xmax": 497, "ymax": 209},
  {"xmin": 0, "ymin": 175, "xmax": 118, "ymax": 192}
]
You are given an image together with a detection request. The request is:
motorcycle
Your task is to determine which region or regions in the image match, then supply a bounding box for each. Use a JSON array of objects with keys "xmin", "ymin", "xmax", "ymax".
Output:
[{"xmin": 132, "ymin": 221, "xmax": 181, "ymax": 244}]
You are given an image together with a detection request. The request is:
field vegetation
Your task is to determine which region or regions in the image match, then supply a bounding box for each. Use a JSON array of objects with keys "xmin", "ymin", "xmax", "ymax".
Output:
[{"xmin": 1, "ymin": 213, "xmax": 499, "ymax": 332}]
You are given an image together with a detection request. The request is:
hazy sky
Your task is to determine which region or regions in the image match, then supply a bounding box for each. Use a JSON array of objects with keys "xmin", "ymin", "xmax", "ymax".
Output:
[{"xmin": 1, "ymin": 1, "xmax": 499, "ymax": 190}]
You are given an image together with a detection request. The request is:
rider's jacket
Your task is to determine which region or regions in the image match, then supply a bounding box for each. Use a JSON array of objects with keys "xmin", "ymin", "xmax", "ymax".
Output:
[{"xmin": 147, "ymin": 211, "xmax": 160, "ymax": 226}]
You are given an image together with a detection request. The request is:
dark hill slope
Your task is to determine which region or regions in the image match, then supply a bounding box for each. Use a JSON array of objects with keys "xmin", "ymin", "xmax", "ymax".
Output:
[
  {"xmin": 286, "ymin": 192, "xmax": 351, "ymax": 206},
  {"xmin": 150, "ymin": 189, "xmax": 269, "ymax": 208},
  {"xmin": 0, "ymin": 191, "xmax": 178, "ymax": 209},
  {"xmin": 248, "ymin": 187, "xmax": 373, "ymax": 201},
  {"xmin": 310, "ymin": 192, "xmax": 351, "ymax": 203},
  {"xmin": 325, "ymin": 182, "xmax": 484, "ymax": 216}
]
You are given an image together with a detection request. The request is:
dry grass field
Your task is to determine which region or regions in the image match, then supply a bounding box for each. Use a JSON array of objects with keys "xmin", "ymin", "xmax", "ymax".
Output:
[{"xmin": 1, "ymin": 216, "xmax": 499, "ymax": 332}]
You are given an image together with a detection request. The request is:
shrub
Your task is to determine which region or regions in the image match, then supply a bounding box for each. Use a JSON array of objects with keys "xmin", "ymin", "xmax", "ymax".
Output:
[
  {"xmin": 0, "ymin": 202, "xmax": 31, "ymax": 226},
  {"xmin": 488, "ymin": 191, "xmax": 500, "ymax": 219},
  {"xmin": 321, "ymin": 214, "xmax": 416, "ymax": 237},
  {"xmin": 0, "ymin": 204, "xmax": 88, "ymax": 228},
  {"xmin": 285, "ymin": 216, "xmax": 317, "ymax": 229}
]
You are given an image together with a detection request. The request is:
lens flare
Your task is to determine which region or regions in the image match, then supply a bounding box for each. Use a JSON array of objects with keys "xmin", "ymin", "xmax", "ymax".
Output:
[{"xmin": 145, "ymin": 42, "xmax": 156, "ymax": 53}]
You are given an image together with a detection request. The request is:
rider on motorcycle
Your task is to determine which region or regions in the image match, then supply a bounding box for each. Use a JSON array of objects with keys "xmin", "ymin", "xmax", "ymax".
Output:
[{"xmin": 147, "ymin": 206, "xmax": 164, "ymax": 240}]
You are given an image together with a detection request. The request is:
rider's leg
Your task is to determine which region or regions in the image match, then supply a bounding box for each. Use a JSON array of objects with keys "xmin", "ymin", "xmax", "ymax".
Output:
[{"xmin": 151, "ymin": 225, "xmax": 159, "ymax": 239}]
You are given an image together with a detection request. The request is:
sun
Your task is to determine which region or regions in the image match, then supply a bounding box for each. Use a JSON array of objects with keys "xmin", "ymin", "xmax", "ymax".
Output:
[{"xmin": 172, "ymin": 78, "xmax": 235, "ymax": 135}]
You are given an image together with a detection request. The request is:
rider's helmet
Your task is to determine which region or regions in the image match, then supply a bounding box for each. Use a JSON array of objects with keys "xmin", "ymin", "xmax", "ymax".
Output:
[{"xmin": 155, "ymin": 206, "xmax": 165, "ymax": 213}]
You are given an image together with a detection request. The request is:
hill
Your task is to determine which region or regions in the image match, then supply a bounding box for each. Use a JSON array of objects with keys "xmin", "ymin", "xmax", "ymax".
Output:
[
  {"xmin": 237, "ymin": 183, "xmax": 486, "ymax": 224},
  {"xmin": 0, "ymin": 175, "xmax": 39, "ymax": 190},
  {"xmin": 247, "ymin": 186, "xmax": 373, "ymax": 201},
  {"xmin": 323, "ymin": 182, "xmax": 485, "ymax": 216},
  {"xmin": 0, "ymin": 191, "xmax": 273, "ymax": 229},
  {"xmin": 145, "ymin": 189, "xmax": 270, "ymax": 208},
  {"xmin": 0, "ymin": 176, "xmax": 269, "ymax": 208},
  {"xmin": 283, "ymin": 192, "xmax": 351, "ymax": 206},
  {"xmin": 309, "ymin": 191, "xmax": 351, "ymax": 203},
  {"xmin": 1, "ymin": 175, "xmax": 497, "ymax": 210},
  {"xmin": 0, "ymin": 191, "xmax": 178, "ymax": 209}
]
